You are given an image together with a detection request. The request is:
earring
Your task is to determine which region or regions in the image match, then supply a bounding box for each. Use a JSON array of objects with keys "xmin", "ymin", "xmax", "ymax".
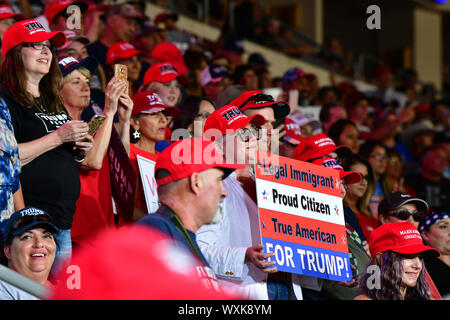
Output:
[{"xmin": 133, "ymin": 130, "xmax": 140, "ymax": 139}]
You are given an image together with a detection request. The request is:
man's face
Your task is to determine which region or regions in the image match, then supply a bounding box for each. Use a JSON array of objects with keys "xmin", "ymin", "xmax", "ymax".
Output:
[
  {"xmin": 220, "ymin": 123, "xmax": 258, "ymax": 165},
  {"xmin": 421, "ymin": 148, "xmax": 447, "ymax": 177},
  {"xmin": 110, "ymin": 15, "xmax": 137, "ymax": 42},
  {"xmin": 199, "ymin": 168, "xmax": 227, "ymax": 225},
  {"xmin": 243, "ymin": 107, "xmax": 275, "ymax": 153}
]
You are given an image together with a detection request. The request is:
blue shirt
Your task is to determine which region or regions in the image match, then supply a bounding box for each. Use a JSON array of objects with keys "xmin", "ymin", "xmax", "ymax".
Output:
[
  {"xmin": 0, "ymin": 98, "xmax": 21, "ymax": 230},
  {"xmin": 137, "ymin": 205, "xmax": 210, "ymax": 266}
]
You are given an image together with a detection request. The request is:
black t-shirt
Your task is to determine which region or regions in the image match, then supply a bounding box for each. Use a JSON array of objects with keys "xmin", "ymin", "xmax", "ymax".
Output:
[
  {"xmin": 0, "ymin": 85, "xmax": 80, "ymax": 229},
  {"xmin": 424, "ymin": 257, "xmax": 450, "ymax": 297},
  {"xmin": 405, "ymin": 174, "xmax": 450, "ymax": 210},
  {"xmin": 87, "ymin": 41, "xmax": 108, "ymax": 70}
]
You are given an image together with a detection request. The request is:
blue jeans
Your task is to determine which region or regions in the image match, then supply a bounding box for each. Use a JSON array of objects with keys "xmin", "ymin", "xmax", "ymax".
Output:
[
  {"xmin": 51, "ymin": 229, "xmax": 72, "ymax": 275},
  {"xmin": 267, "ymin": 277, "xmax": 295, "ymax": 300}
]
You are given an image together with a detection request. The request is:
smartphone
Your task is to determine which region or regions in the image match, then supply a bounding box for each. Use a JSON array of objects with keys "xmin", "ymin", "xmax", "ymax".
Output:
[
  {"xmin": 114, "ymin": 64, "xmax": 128, "ymax": 82},
  {"xmin": 88, "ymin": 114, "xmax": 106, "ymax": 136}
]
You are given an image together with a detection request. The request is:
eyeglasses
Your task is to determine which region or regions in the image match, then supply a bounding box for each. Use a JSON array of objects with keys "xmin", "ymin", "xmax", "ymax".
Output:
[
  {"xmin": 23, "ymin": 42, "xmax": 53, "ymax": 51},
  {"xmin": 388, "ymin": 210, "xmax": 424, "ymax": 222},
  {"xmin": 238, "ymin": 94, "xmax": 274, "ymax": 109},
  {"xmin": 359, "ymin": 174, "xmax": 369, "ymax": 183},
  {"xmin": 195, "ymin": 111, "xmax": 211, "ymax": 119},
  {"xmin": 341, "ymin": 180, "xmax": 349, "ymax": 190},
  {"xmin": 226, "ymin": 126, "xmax": 262, "ymax": 143}
]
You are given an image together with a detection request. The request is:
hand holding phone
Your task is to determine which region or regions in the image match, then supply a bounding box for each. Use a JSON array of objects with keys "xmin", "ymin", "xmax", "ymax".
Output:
[
  {"xmin": 88, "ymin": 114, "xmax": 106, "ymax": 136},
  {"xmin": 114, "ymin": 64, "xmax": 128, "ymax": 82}
]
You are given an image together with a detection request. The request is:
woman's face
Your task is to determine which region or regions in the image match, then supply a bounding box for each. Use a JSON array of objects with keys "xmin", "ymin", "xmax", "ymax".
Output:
[
  {"xmin": 132, "ymin": 111, "xmax": 168, "ymax": 142},
  {"xmin": 151, "ymin": 80, "xmax": 181, "ymax": 106},
  {"xmin": 189, "ymin": 100, "xmax": 215, "ymax": 138},
  {"xmin": 422, "ymin": 217, "xmax": 450, "ymax": 256},
  {"xmin": 401, "ymin": 254, "xmax": 423, "ymax": 289},
  {"xmin": 339, "ymin": 124, "xmax": 360, "ymax": 154},
  {"xmin": 4, "ymin": 228, "xmax": 56, "ymax": 279},
  {"xmin": 386, "ymin": 154, "xmax": 403, "ymax": 179},
  {"xmin": 369, "ymin": 145, "xmax": 387, "ymax": 175},
  {"xmin": 117, "ymin": 56, "xmax": 142, "ymax": 82},
  {"xmin": 61, "ymin": 69, "xmax": 91, "ymax": 110},
  {"xmin": 59, "ymin": 40, "xmax": 88, "ymax": 61},
  {"xmin": 21, "ymin": 40, "xmax": 53, "ymax": 77},
  {"xmin": 346, "ymin": 162, "xmax": 369, "ymax": 199}
]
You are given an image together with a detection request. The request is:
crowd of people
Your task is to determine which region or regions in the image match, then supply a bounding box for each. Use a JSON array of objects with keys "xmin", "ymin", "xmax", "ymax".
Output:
[{"xmin": 0, "ymin": 0, "xmax": 449, "ymax": 301}]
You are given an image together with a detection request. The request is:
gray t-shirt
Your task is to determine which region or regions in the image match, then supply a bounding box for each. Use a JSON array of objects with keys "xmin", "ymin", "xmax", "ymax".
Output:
[{"xmin": 0, "ymin": 280, "xmax": 39, "ymax": 300}]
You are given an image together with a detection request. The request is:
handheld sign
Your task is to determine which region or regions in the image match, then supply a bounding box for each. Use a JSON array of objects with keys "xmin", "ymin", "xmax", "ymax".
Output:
[
  {"xmin": 108, "ymin": 127, "xmax": 137, "ymax": 222},
  {"xmin": 255, "ymin": 151, "xmax": 351, "ymax": 282},
  {"xmin": 136, "ymin": 155, "xmax": 159, "ymax": 213}
]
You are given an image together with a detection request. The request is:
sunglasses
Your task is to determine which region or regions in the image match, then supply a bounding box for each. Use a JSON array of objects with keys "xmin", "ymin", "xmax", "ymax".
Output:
[
  {"xmin": 389, "ymin": 210, "xmax": 424, "ymax": 222},
  {"xmin": 238, "ymin": 94, "xmax": 274, "ymax": 109},
  {"xmin": 11, "ymin": 215, "xmax": 56, "ymax": 233}
]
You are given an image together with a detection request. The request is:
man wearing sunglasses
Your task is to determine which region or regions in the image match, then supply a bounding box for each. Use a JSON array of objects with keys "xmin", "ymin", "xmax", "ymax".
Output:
[
  {"xmin": 197, "ymin": 105, "xmax": 304, "ymax": 300},
  {"xmin": 230, "ymin": 90, "xmax": 291, "ymax": 155}
]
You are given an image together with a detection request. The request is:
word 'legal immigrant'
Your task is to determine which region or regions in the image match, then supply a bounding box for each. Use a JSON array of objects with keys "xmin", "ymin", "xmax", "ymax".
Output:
[{"xmin": 261, "ymin": 159, "xmax": 335, "ymax": 189}]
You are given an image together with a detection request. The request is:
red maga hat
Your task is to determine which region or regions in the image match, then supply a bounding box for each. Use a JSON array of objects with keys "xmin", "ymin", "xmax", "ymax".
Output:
[
  {"xmin": 0, "ymin": 5, "xmax": 24, "ymax": 21},
  {"xmin": 143, "ymin": 62, "xmax": 187, "ymax": 86},
  {"xmin": 150, "ymin": 41, "xmax": 188, "ymax": 74},
  {"xmin": 368, "ymin": 222, "xmax": 440, "ymax": 258},
  {"xmin": 155, "ymin": 138, "xmax": 245, "ymax": 187},
  {"xmin": 203, "ymin": 104, "xmax": 266, "ymax": 138},
  {"xmin": 312, "ymin": 157, "xmax": 361, "ymax": 184},
  {"xmin": 106, "ymin": 41, "xmax": 141, "ymax": 65},
  {"xmin": 2, "ymin": 19, "xmax": 66, "ymax": 56},
  {"xmin": 282, "ymin": 117, "xmax": 305, "ymax": 146},
  {"xmin": 293, "ymin": 133, "xmax": 351, "ymax": 162},
  {"xmin": 131, "ymin": 91, "xmax": 179, "ymax": 118},
  {"xmin": 230, "ymin": 90, "xmax": 290, "ymax": 120}
]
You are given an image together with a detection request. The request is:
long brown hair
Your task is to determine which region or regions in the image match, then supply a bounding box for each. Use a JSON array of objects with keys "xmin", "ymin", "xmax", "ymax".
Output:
[
  {"xmin": 1, "ymin": 44, "xmax": 64, "ymax": 114},
  {"xmin": 359, "ymin": 251, "xmax": 430, "ymax": 300}
]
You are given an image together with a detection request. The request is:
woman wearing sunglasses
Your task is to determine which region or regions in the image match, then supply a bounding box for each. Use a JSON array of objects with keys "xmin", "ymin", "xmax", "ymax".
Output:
[
  {"xmin": 376, "ymin": 191, "xmax": 443, "ymax": 299},
  {"xmin": 378, "ymin": 191, "xmax": 428, "ymax": 229},
  {"xmin": 0, "ymin": 207, "xmax": 58, "ymax": 299}
]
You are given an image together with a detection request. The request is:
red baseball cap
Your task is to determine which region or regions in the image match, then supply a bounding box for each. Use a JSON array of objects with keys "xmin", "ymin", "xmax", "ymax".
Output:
[
  {"xmin": 150, "ymin": 41, "xmax": 188, "ymax": 74},
  {"xmin": 49, "ymin": 226, "xmax": 238, "ymax": 299},
  {"xmin": 293, "ymin": 133, "xmax": 351, "ymax": 162},
  {"xmin": 131, "ymin": 91, "xmax": 179, "ymax": 118},
  {"xmin": 312, "ymin": 157, "xmax": 361, "ymax": 184},
  {"xmin": 230, "ymin": 90, "xmax": 290, "ymax": 120},
  {"xmin": 2, "ymin": 19, "xmax": 66, "ymax": 56},
  {"xmin": 0, "ymin": 5, "xmax": 24, "ymax": 21},
  {"xmin": 143, "ymin": 62, "xmax": 187, "ymax": 86},
  {"xmin": 45, "ymin": 0, "xmax": 87, "ymax": 25},
  {"xmin": 283, "ymin": 117, "xmax": 305, "ymax": 146},
  {"xmin": 203, "ymin": 104, "xmax": 266, "ymax": 139},
  {"xmin": 368, "ymin": 222, "xmax": 440, "ymax": 258},
  {"xmin": 155, "ymin": 138, "xmax": 245, "ymax": 187},
  {"xmin": 106, "ymin": 41, "xmax": 141, "ymax": 65}
]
